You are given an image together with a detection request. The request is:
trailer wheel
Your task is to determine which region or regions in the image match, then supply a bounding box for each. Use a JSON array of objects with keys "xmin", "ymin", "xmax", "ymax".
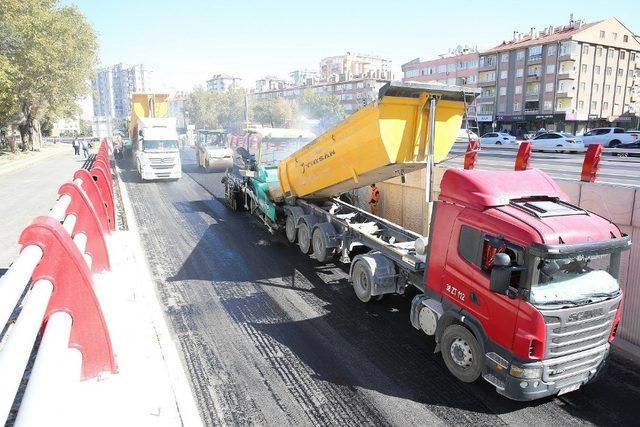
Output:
[
  {"xmin": 351, "ymin": 260, "xmax": 376, "ymax": 302},
  {"xmin": 441, "ymin": 324, "xmax": 482, "ymax": 383},
  {"xmin": 285, "ymin": 214, "xmax": 297, "ymax": 243},
  {"xmin": 312, "ymin": 227, "xmax": 334, "ymax": 262},
  {"xmin": 297, "ymin": 222, "xmax": 312, "ymax": 254}
]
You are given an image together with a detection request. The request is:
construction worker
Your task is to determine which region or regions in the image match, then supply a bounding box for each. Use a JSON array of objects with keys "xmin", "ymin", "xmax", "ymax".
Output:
[{"xmin": 369, "ymin": 183, "xmax": 380, "ymax": 215}]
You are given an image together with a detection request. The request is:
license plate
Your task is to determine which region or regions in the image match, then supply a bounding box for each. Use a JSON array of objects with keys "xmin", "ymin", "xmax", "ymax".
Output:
[{"xmin": 558, "ymin": 383, "xmax": 581, "ymax": 396}]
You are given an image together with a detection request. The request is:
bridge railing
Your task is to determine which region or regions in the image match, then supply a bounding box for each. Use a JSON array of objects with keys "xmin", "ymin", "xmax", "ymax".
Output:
[
  {"xmin": 445, "ymin": 141, "xmax": 640, "ymax": 186},
  {"xmin": 0, "ymin": 140, "xmax": 117, "ymax": 425}
]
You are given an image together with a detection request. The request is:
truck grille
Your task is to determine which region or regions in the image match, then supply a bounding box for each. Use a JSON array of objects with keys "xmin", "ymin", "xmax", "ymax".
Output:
[
  {"xmin": 542, "ymin": 344, "xmax": 607, "ymax": 384},
  {"xmin": 543, "ymin": 299, "xmax": 619, "ymax": 358},
  {"xmin": 540, "ymin": 296, "xmax": 620, "ymax": 385},
  {"xmin": 149, "ymin": 157, "xmax": 176, "ymax": 170}
]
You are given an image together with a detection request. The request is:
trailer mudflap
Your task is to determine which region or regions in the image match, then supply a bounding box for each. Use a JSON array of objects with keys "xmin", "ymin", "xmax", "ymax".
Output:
[{"xmin": 350, "ymin": 252, "xmax": 398, "ymax": 296}]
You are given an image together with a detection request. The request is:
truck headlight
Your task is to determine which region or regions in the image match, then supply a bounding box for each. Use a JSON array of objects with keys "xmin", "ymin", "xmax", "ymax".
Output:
[{"xmin": 509, "ymin": 364, "xmax": 542, "ymax": 379}]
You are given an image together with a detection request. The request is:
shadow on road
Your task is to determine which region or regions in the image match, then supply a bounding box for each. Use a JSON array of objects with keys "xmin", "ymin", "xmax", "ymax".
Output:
[{"xmin": 136, "ymin": 149, "xmax": 640, "ymax": 425}]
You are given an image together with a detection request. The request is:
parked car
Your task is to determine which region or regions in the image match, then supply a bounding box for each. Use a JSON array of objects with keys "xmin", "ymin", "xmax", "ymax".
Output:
[
  {"xmin": 580, "ymin": 127, "xmax": 639, "ymax": 147},
  {"xmin": 479, "ymin": 132, "xmax": 518, "ymax": 145},
  {"xmin": 455, "ymin": 128, "xmax": 478, "ymax": 143},
  {"xmin": 613, "ymin": 141, "xmax": 640, "ymax": 157},
  {"xmin": 530, "ymin": 132, "xmax": 584, "ymax": 152}
]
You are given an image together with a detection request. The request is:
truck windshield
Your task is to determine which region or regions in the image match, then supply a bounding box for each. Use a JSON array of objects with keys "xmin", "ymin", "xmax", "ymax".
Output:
[
  {"xmin": 205, "ymin": 134, "xmax": 228, "ymax": 148},
  {"xmin": 260, "ymin": 137, "xmax": 314, "ymax": 164},
  {"xmin": 530, "ymin": 252, "xmax": 620, "ymax": 306},
  {"xmin": 143, "ymin": 140, "xmax": 179, "ymax": 152}
]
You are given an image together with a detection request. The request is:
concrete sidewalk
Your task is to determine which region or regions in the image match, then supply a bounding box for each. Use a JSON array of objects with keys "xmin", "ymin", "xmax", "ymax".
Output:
[{"xmin": 0, "ymin": 143, "xmax": 71, "ymax": 177}]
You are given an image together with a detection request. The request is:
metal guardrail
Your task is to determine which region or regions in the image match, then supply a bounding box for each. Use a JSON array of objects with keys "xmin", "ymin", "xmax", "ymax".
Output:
[
  {"xmin": 0, "ymin": 141, "xmax": 116, "ymax": 425},
  {"xmin": 442, "ymin": 143, "xmax": 640, "ymax": 187}
]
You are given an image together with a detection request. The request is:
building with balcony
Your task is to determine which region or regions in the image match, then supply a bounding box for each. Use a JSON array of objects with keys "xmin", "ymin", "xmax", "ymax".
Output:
[
  {"xmin": 255, "ymin": 76, "xmax": 292, "ymax": 92},
  {"xmin": 91, "ymin": 63, "xmax": 153, "ymax": 127},
  {"xmin": 250, "ymin": 78, "xmax": 388, "ymax": 116},
  {"xmin": 401, "ymin": 46, "xmax": 479, "ymax": 86},
  {"xmin": 320, "ymin": 52, "xmax": 393, "ymax": 81},
  {"xmin": 207, "ymin": 74, "xmax": 242, "ymax": 92},
  {"xmin": 476, "ymin": 17, "xmax": 640, "ymax": 135}
]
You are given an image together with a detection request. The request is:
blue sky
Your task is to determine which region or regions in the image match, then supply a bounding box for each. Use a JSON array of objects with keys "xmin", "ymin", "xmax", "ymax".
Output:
[{"xmin": 64, "ymin": 0, "xmax": 639, "ymax": 95}]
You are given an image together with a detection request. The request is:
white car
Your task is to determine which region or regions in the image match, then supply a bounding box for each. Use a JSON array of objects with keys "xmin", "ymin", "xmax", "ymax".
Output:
[
  {"xmin": 480, "ymin": 132, "xmax": 518, "ymax": 145},
  {"xmin": 530, "ymin": 132, "xmax": 584, "ymax": 152},
  {"xmin": 580, "ymin": 127, "xmax": 639, "ymax": 147}
]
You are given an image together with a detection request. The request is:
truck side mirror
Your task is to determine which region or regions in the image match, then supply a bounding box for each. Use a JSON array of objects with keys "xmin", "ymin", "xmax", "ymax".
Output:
[{"xmin": 490, "ymin": 253, "xmax": 511, "ymax": 295}]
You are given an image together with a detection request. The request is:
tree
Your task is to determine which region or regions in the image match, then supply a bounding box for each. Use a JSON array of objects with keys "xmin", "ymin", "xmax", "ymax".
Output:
[
  {"xmin": 0, "ymin": 0, "xmax": 98, "ymax": 151},
  {"xmin": 0, "ymin": 16, "xmax": 21, "ymax": 152},
  {"xmin": 79, "ymin": 119, "xmax": 93, "ymax": 136},
  {"xmin": 251, "ymin": 97, "xmax": 298, "ymax": 127},
  {"xmin": 300, "ymin": 90, "xmax": 345, "ymax": 130},
  {"xmin": 185, "ymin": 87, "xmax": 247, "ymax": 132}
]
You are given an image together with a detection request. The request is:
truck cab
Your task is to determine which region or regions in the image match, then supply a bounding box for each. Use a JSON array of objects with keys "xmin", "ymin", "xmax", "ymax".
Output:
[
  {"xmin": 135, "ymin": 117, "xmax": 182, "ymax": 181},
  {"xmin": 225, "ymin": 128, "xmax": 315, "ymax": 225},
  {"xmin": 414, "ymin": 168, "xmax": 630, "ymax": 400},
  {"xmin": 195, "ymin": 129, "xmax": 233, "ymax": 172}
]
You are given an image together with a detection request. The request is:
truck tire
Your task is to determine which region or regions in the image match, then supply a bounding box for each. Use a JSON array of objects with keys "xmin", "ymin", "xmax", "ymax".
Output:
[
  {"xmin": 285, "ymin": 214, "xmax": 297, "ymax": 243},
  {"xmin": 351, "ymin": 259, "xmax": 374, "ymax": 302},
  {"xmin": 441, "ymin": 324, "xmax": 482, "ymax": 383},
  {"xmin": 297, "ymin": 222, "xmax": 312, "ymax": 254},
  {"xmin": 312, "ymin": 227, "xmax": 334, "ymax": 262}
]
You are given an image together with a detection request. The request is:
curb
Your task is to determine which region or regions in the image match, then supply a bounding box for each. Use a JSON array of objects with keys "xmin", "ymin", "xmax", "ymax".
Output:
[
  {"xmin": 113, "ymin": 163, "xmax": 204, "ymax": 427},
  {"xmin": 0, "ymin": 144, "xmax": 69, "ymax": 177}
]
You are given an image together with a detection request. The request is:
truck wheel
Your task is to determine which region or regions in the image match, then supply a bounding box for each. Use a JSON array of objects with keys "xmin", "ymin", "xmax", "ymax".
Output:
[
  {"xmin": 441, "ymin": 324, "xmax": 482, "ymax": 383},
  {"xmin": 351, "ymin": 260, "xmax": 375, "ymax": 302},
  {"xmin": 297, "ymin": 222, "xmax": 311, "ymax": 254},
  {"xmin": 285, "ymin": 214, "xmax": 297, "ymax": 243},
  {"xmin": 312, "ymin": 227, "xmax": 335, "ymax": 262}
]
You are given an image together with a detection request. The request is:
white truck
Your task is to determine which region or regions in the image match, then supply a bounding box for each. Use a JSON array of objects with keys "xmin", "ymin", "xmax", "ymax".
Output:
[
  {"xmin": 134, "ymin": 117, "xmax": 182, "ymax": 181},
  {"xmin": 580, "ymin": 127, "xmax": 639, "ymax": 147}
]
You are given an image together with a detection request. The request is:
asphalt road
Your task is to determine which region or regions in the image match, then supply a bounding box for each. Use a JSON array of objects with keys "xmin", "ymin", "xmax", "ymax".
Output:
[
  {"xmin": 119, "ymin": 148, "xmax": 640, "ymax": 426},
  {"xmin": 0, "ymin": 145, "xmax": 88, "ymax": 267}
]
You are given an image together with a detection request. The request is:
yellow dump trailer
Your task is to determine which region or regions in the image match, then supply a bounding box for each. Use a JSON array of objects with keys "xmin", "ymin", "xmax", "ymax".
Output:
[
  {"xmin": 129, "ymin": 93, "xmax": 170, "ymax": 142},
  {"xmin": 278, "ymin": 82, "xmax": 473, "ymax": 199}
]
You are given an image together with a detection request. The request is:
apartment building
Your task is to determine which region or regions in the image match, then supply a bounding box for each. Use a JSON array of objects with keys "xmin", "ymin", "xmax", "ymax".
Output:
[
  {"xmin": 91, "ymin": 67, "xmax": 114, "ymax": 118},
  {"xmin": 206, "ymin": 74, "xmax": 242, "ymax": 92},
  {"xmin": 250, "ymin": 78, "xmax": 388, "ymax": 114},
  {"xmin": 255, "ymin": 76, "xmax": 292, "ymax": 92},
  {"xmin": 477, "ymin": 17, "xmax": 640, "ymax": 135},
  {"xmin": 320, "ymin": 52, "xmax": 393, "ymax": 81},
  {"xmin": 402, "ymin": 46, "xmax": 479, "ymax": 86},
  {"xmin": 112, "ymin": 63, "xmax": 152, "ymax": 119},
  {"xmin": 91, "ymin": 63, "xmax": 152, "ymax": 134}
]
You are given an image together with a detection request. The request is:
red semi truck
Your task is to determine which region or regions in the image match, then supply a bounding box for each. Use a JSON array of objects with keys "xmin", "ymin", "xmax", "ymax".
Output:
[
  {"xmin": 228, "ymin": 83, "xmax": 631, "ymax": 400},
  {"xmin": 411, "ymin": 167, "xmax": 629, "ymax": 400}
]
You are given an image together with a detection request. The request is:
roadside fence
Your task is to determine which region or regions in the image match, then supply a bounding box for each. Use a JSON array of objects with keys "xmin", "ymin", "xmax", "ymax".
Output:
[{"xmin": 0, "ymin": 139, "xmax": 117, "ymax": 425}]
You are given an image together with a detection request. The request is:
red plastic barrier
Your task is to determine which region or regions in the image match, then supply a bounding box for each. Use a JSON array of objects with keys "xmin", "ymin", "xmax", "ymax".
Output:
[
  {"xmin": 90, "ymin": 166, "xmax": 115, "ymax": 232},
  {"xmin": 515, "ymin": 141, "xmax": 532, "ymax": 171},
  {"xmin": 464, "ymin": 139, "xmax": 480, "ymax": 170},
  {"xmin": 58, "ymin": 181, "xmax": 110, "ymax": 272},
  {"xmin": 581, "ymin": 144, "xmax": 603, "ymax": 182},
  {"xmin": 19, "ymin": 216, "xmax": 117, "ymax": 379},
  {"xmin": 73, "ymin": 169, "xmax": 111, "ymax": 232}
]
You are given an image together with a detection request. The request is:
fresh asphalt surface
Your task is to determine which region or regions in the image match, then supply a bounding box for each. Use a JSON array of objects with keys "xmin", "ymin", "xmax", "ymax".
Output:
[{"xmin": 119, "ymin": 148, "xmax": 640, "ymax": 426}]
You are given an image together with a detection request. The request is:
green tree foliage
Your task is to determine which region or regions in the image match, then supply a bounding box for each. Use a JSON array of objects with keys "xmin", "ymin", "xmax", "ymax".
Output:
[
  {"xmin": 185, "ymin": 87, "xmax": 247, "ymax": 133},
  {"xmin": 300, "ymin": 90, "xmax": 345, "ymax": 128},
  {"xmin": 251, "ymin": 97, "xmax": 297, "ymax": 128},
  {"xmin": 0, "ymin": 0, "xmax": 97, "ymax": 151}
]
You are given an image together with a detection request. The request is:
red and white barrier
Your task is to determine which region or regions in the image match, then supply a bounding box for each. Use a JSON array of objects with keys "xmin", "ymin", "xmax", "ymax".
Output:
[{"xmin": 0, "ymin": 140, "xmax": 117, "ymax": 425}]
